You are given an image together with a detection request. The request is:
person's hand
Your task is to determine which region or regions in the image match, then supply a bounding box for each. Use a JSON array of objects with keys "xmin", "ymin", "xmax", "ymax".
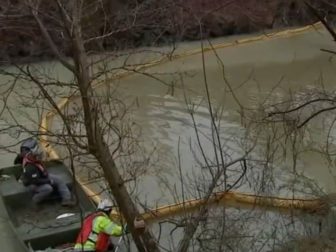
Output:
[{"xmin": 133, "ymin": 217, "xmax": 145, "ymax": 229}]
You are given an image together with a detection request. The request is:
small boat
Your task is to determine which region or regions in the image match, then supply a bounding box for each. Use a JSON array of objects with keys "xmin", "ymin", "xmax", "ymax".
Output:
[
  {"xmin": 0, "ymin": 158, "xmax": 325, "ymax": 252},
  {"xmin": 0, "ymin": 160, "xmax": 96, "ymax": 251}
]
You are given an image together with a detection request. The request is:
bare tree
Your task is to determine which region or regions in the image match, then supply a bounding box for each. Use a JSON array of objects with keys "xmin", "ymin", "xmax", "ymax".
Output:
[{"xmin": 0, "ymin": 0, "xmax": 169, "ymax": 251}]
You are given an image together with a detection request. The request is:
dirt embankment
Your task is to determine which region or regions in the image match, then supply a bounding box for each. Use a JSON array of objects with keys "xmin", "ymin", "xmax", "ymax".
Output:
[{"xmin": 0, "ymin": 0, "xmax": 334, "ymax": 63}]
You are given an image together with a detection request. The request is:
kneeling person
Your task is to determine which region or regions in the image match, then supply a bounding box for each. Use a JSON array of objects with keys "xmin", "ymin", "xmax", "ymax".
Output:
[{"xmin": 17, "ymin": 138, "xmax": 75, "ymax": 207}]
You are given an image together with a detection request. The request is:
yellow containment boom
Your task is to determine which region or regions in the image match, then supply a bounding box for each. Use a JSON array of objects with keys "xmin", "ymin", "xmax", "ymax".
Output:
[
  {"xmin": 38, "ymin": 21, "xmax": 328, "ymax": 224},
  {"xmin": 110, "ymin": 191, "xmax": 327, "ymax": 223}
]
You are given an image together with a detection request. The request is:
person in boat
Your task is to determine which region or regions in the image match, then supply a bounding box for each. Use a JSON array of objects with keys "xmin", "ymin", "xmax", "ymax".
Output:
[
  {"xmin": 74, "ymin": 198, "xmax": 145, "ymax": 252},
  {"xmin": 14, "ymin": 138, "xmax": 75, "ymax": 207}
]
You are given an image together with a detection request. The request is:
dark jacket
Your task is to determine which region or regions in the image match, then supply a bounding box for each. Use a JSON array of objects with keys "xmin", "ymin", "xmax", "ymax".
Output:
[{"xmin": 21, "ymin": 162, "xmax": 50, "ymax": 186}]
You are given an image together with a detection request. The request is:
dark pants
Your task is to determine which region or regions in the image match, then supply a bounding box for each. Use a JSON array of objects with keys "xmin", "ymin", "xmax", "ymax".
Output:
[{"xmin": 28, "ymin": 174, "xmax": 71, "ymax": 203}]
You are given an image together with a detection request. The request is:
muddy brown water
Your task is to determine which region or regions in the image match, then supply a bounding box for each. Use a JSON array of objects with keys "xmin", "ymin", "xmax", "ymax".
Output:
[
  {"xmin": 2, "ymin": 25, "xmax": 336, "ymax": 201},
  {"xmin": 88, "ymin": 26, "xmax": 336, "ymax": 201},
  {"xmin": 1, "ymin": 25, "xmax": 336, "ymax": 250}
]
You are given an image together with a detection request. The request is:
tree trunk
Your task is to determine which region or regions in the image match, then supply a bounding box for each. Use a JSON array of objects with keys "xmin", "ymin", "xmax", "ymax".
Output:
[{"xmin": 70, "ymin": 2, "xmax": 159, "ymax": 251}]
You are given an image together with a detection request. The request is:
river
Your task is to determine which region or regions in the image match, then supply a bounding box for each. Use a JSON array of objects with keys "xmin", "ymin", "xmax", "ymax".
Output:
[{"xmin": 1, "ymin": 24, "xmax": 336, "ymax": 250}]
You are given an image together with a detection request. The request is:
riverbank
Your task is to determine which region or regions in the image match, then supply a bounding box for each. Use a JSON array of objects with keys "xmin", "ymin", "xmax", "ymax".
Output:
[{"xmin": 0, "ymin": 0, "xmax": 334, "ymax": 64}]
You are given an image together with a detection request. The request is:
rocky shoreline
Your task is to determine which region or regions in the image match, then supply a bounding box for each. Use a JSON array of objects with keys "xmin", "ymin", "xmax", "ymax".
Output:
[{"xmin": 0, "ymin": 0, "xmax": 334, "ymax": 64}]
